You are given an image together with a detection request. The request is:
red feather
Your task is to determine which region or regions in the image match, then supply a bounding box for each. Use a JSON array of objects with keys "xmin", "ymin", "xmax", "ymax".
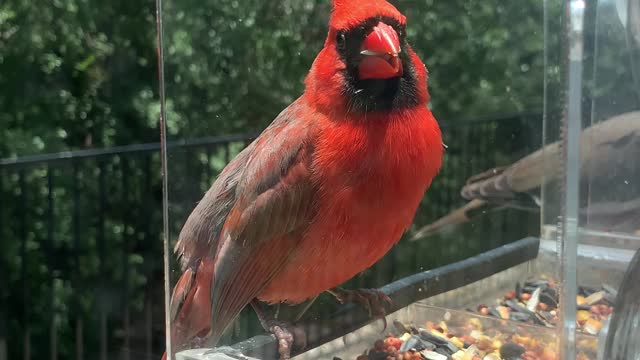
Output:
[{"xmin": 330, "ymin": 0, "xmax": 407, "ymax": 31}]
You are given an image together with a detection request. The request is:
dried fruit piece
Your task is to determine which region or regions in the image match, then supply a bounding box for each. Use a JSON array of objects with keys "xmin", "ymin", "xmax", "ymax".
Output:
[
  {"xmin": 476, "ymin": 336, "xmax": 494, "ymax": 351},
  {"xmin": 439, "ymin": 321, "xmax": 448, "ymax": 333},
  {"xmin": 512, "ymin": 334, "xmax": 531, "ymax": 347},
  {"xmin": 476, "ymin": 305, "xmax": 489, "ymax": 316},
  {"xmin": 468, "ymin": 318, "xmax": 483, "ymax": 331},
  {"xmin": 462, "ymin": 345, "xmax": 480, "ymax": 360},
  {"xmin": 497, "ymin": 306, "xmax": 510, "ymax": 320},
  {"xmin": 584, "ymin": 318, "xmax": 602, "ymax": 334},
  {"xmin": 450, "ymin": 336, "xmax": 464, "ymax": 349},
  {"xmin": 483, "ymin": 354, "xmax": 501, "ymax": 360},
  {"xmin": 385, "ymin": 336, "xmax": 403, "ymax": 350},
  {"xmin": 459, "ymin": 335, "xmax": 476, "ymax": 345},
  {"xmin": 469, "ymin": 330, "xmax": 483, "ymax": 340},
  {"xmin": 542, "ymin": 346, "xmax": 558, "ymax": 360},
  {"xmin": 492, "ymin": 339, "xmax": 503, "ymax": 350},
  {"xmin": 577, "ymin": 310, "xmax": 590, "ymax": 323}
]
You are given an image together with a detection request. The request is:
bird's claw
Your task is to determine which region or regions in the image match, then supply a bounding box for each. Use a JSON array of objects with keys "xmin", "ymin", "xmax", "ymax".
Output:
[
  {"xmin": 330, "ymin": 288, "xmax": 392, "ymax": 332},
  {"xmin": 251, "ymin": 300, "xmax": 306, "ymax": 360},
  {"xmin": 267, "ymin": 321, "xmax": 306, "ymax": 360}
]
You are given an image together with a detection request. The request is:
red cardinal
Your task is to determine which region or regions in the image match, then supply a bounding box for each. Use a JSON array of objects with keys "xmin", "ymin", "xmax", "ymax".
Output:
[{"xmin": 164, "ymin": 0, "xmax": 443, "ymax": 359}]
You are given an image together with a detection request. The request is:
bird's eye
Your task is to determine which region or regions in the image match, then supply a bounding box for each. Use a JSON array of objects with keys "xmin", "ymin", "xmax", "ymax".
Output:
[{"xmin": 336, "ymin": 32, "xmax": 346, "ymax": 48}]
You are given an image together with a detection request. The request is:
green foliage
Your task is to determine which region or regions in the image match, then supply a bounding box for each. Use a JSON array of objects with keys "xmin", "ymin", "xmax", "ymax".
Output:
[
  {"xmin": 0, "ymin": 0, "xmax": 547, "ymax": 154},
  {"xmin": 0, "ymin": 0, "xmax": 158, "ymax": 158},
  {"xmin": 161, "ymin": 0, "xmax": 545, "ymax": 138}
]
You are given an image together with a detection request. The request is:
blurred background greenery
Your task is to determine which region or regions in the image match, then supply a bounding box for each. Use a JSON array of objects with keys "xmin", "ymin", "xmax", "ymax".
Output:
[{"xmin": 0, "ymin": 0, "xmax": 552, "ymax": 359}]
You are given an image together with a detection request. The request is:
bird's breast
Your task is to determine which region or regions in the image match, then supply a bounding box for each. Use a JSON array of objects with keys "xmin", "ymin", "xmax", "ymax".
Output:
[
  {"xmin": 310, "ymin": 108, "xmax": 443, "ymax": 224},
  {"xmin": 258, "ymin": 108, "xmax": 442, "ymax": 304}
]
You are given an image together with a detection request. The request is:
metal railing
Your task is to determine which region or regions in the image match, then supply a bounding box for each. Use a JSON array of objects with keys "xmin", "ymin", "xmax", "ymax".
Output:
[{"xmin": 0, "ymin": 111, "xmax": 542, "ymax": 360}]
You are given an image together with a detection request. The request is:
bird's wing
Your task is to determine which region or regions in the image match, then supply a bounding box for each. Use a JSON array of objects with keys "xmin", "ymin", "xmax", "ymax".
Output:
[
  {"xmin": 173, "ymin": 98, "xmax": 319, "ymax": 342},
  {"xmin": 174, "ymin": 138, "xmax": 256, "ymax": 270},
  {"xmin": 417, "ymin": 111, "xmax": 640, "ymax": 239},
  {"xmin": 461, "ymin": 111, "xmax": 640, "ymax": 203},
  {"xmin": 459, "ymin": 147, "xmax": 549, "ymax": 203}
]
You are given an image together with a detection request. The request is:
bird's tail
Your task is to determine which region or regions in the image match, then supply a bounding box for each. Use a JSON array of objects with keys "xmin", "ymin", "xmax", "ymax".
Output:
[{"xmin": 162, "ymin": 259, "xmax": 215, "ymax": 360}]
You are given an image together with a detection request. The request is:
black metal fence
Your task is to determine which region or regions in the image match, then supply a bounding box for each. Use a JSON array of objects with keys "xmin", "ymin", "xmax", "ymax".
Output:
[{"xmin": 0, "ymin": 112, "xmax": 542, "ymax": 360}]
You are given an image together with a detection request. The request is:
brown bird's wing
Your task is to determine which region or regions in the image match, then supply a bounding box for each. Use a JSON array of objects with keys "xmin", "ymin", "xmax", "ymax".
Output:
[
  {"xmin": 460, "ymin": 111, "xmax": 640, "ymax": 203},
  {"xmin": 413, "ymin": 111, "xmax": 640, "ymax": 238},
  {"xmin": 174, "ymin": 139, "xmax": 256, "ymax": 270},
  {"xmin": 173, "ymin": 98, "xmax": 318, "ymax": 343},
  {"xmin": 168, "ymin": 139, "xmax": 257, "ymax": 341}
]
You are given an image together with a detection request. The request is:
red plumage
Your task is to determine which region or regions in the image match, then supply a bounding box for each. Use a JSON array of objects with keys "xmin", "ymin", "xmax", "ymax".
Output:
[{"xmin": 164, "ymin": 0, "xmax": 443, "ymax": 358}]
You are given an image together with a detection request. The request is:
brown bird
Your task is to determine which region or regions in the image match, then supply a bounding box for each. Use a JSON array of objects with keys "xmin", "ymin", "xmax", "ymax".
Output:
[{"xmin": 411, "ymin": 111, "xmax": 640, "ymax": 242}]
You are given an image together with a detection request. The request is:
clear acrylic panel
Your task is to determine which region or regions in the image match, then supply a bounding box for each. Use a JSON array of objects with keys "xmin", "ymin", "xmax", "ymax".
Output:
[
  {"xmin": 156, "ymin": 0, "xmax": 638, "ymax": 359},
  {"xmin": 540, "ymin": 0, "xmax": 640, "ymax": 358}
]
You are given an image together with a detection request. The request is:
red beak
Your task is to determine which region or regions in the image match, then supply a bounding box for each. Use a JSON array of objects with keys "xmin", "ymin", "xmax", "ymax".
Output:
[{"xmin": 358, "ymin": 22, "xmax": 403, "ymax": 80}]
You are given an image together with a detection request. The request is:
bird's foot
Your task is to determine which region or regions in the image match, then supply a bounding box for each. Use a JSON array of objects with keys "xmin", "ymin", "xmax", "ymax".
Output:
[
  {"xmin": 328, "ymin": 287, "xmax": 392, "ymax": 331},
  {"xmin": 269, "ymin": 321, "xmax": 307, "ymax": 360},
  {"xmin": 250, "ymin": 300, "xmax": 306, "ymax": 360}
]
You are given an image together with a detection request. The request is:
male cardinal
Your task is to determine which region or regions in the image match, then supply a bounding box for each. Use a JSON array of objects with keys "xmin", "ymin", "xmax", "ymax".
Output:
[{"xmin": 165, "ymin": 0, "xmax": 443, "ymax": 359}]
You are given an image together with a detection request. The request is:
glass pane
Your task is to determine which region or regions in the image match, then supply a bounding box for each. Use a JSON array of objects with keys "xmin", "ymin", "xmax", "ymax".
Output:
[
  {"xmin": 582, "ymin": 0, "xmax": 640, "ymax": 358},
  {"xmin": 153, "ymin": 0, "xmax": 640, "ymax": 359},
  {"xmin": 540, "ymin": 0, "xmax": 640, "ymax": 358},
  {"xmin": 583, "ymin": 0, "xmax": 640, "ymax": 242}
]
